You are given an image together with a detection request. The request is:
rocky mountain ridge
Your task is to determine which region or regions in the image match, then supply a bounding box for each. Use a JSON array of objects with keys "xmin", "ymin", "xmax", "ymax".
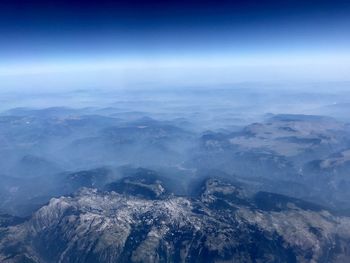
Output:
[{"xmin": 1, "ymin": 177, "xmax": 350, "ymax": 263}]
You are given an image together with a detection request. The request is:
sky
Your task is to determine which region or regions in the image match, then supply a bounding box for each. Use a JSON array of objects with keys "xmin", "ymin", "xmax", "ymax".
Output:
[{"xmin": 1, "ymin": 0, "xmax": 350, "ymax": 90}]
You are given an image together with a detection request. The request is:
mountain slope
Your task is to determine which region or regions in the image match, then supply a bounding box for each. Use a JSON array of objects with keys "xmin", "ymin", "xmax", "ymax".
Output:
[{"xmin": 1, "ymin": 178, "xmax": 350, "ymax": 263}]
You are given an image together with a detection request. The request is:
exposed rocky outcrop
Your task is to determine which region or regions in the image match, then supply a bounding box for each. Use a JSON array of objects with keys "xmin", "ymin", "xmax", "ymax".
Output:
[{"xmin": 1, "ymin": 177, "xmax": 350, "ymax": 263}]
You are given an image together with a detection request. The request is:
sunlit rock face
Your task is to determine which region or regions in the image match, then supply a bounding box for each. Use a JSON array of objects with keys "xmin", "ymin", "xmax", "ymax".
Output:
[{"xmin": 1, "ymin": 177, "xmax": 350, "ymax": 263}]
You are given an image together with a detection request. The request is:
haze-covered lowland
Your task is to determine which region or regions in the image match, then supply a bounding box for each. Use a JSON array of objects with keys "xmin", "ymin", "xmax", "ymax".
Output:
[{"xmin": 1, "ymin": 85, "xmax": 350, "ymax": 262}]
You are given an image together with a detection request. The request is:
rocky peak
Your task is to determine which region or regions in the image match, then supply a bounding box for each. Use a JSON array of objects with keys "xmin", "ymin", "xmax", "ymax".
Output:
[{"xmin": 1, "ymin": 178, "xmax": 350, "ymax": 263}]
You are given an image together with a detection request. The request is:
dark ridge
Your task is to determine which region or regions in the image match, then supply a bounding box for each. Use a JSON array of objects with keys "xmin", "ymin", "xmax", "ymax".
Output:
[
  {"xmin": 0, "ymin": 214, "xmax": 27, "ymax": 227},
  {"xmin": 105, "ymin": 168, "xmax": 169, "ymax": 199},
  {"xmin": 268, "ymin": 114, "xmax": 334, "ymax": 122},
  {"xmin": 254, "ymin": 191, "xmax": 326, "ymax": 212}
]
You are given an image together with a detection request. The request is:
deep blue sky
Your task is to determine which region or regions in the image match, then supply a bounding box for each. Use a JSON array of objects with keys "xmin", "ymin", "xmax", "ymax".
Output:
[
  {"xmin": 1, "ymin": 0, "xmax": 350, "ymax": 86},
  {"xmin": 1, "ymin": 0, "xmax": 350, "ymax": 59}
]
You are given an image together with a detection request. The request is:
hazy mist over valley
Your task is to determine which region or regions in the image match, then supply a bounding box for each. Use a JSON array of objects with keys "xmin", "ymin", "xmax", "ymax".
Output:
[{"xmin": 1, "ymin": 84, "xmax": 350, "ymax": 214}]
